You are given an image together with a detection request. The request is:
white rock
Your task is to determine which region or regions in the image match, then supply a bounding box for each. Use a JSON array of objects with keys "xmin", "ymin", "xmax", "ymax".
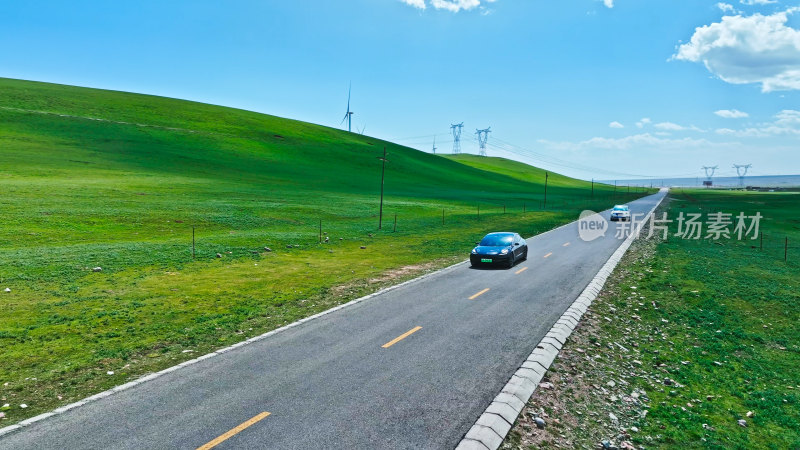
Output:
[
  {"xmin": 92, "ymin": 267, "xmax": 103, "ymax": 272},
  {"xmin": 3, "ymin": 288, "xmax": 10, "ymax": 293},
  {"xmin": 19, "ymin": 404, "xmax": 27, "ymax": 409},
  {"xmin": 106, "ymin": 371, "xmax": 114, "ymax": 375}
]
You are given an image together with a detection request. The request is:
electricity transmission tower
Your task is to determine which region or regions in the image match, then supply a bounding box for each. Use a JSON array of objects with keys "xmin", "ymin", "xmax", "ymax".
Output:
[
  {"xmin": 450, "ymin": 123, "xmax": 464, "ymax": 154},
  {"xmin": 476, "ymin": 127, "xmax": 491, "ymax": 156},
  {"xmin": 733, "ymin": 164, "xmax": 752, "ymax": 187},
  {"xmin": 702, "ymin": 165, "xmax": 718, "ymax": 187}
]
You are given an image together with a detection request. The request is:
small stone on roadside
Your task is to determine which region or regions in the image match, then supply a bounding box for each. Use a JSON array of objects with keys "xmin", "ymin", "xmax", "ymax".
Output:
[
  {"xmin": 264, "ymin": 247, "xmax": 272, "ymax": 252},
  {"xmin": 19, "ymin": 404, "xmax": 27, "ymax": 409},
  {"xmin": 92, "ymin": 267, "xmax": 102, "ymax": 272},
  {"xmin": 746, "ymin": 411, "xmax": 754, "ymax": 417},
  {"xmin": 3, "ymin": 288, "xmax": 9, "ymax": 293},
  {"xmin": 539, "ymin": 382, "xmax": 554, "ymax": 389},
  {"xmin": 216, "ymin": 253, "xmax": 222, "ymax": 258},
  {"xmin": 534, "ymin": 417, "xmax": 546, "ymax": 429},
  {"xmin": 738, "ymin": 419, "xmax": 747, "ymax": 427},
  {"xmin": 0, "ymin": 412, "xmax": 5, "ymax": 419},
  {"xmin": 107, "ymin": 371, "xmax": 114, "ymax": 375},
  {"xmin": 360, "ymin": 246, "xmax": 367, "ymax": 249},
  {"xmin": 607, "ymin": 380, "xmax": 616, "ymax": 387}
]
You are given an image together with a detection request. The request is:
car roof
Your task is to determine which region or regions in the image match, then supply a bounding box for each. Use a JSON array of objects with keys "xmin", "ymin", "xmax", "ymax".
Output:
[
  {"xmin": 613, "ymin": 205, "xmax": 629, "ymax": 209},
  {"xmin": 484, "ymin": 232, "xmax": 516, "ymax": 236}
]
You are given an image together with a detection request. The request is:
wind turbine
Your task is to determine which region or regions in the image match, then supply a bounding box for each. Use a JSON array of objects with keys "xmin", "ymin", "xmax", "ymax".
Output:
[
  {"xmin": 432, "ymin": 136, "xmax": 437, "ymax": 154},
  {"xmin": 340, "ymin": 84, "xmax": 354, "ymax": 132}
]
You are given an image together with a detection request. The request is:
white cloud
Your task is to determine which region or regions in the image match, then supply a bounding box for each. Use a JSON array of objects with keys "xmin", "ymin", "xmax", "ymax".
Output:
[
  {"xmin": 604, "ymin": 0, "xmax": 614, "ymax": 8},
  {"xmin": 400, "ymin": 0, "xmax": 427, "ymax": 9},
  {"xmin": 715, "ymin": 109, "xmax": 749, "ymax": 118},
  {"xmin": 714, "ymin": 109, "xmax": 800, "ymax": 136},
  {"xmin": 673, "ymin": 8, "xmax": 800, "ymax": 92},
  {"xmin": 740, "ymin": 0, "xmax": 777, "ymax": 5},
  {"xmin": 635, "ymin": 117, "xmax": 651, "ymax": 128},
  {"xmin": 609, "ymin": 121, "xmax": 624, "ymax": 128},
  {"xmin": 401, "ymin": 0, "xmax": 489, "ymax": 11},
  {"xmin": 654, "ymin": 122, "xmax": 686, "ymax": 131},
  {"xmin": 717, "ymin": 2, "xmax": 735, "ymax": 13},
  {"xmin": 538, "ymin": 133, "xmax": 728, "ymax": 151}
]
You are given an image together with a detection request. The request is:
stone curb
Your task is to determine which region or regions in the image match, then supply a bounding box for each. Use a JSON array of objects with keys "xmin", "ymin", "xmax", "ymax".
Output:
[{"xmin": 456, "ymin": 190, "xmax": 667, "ymax": 450}]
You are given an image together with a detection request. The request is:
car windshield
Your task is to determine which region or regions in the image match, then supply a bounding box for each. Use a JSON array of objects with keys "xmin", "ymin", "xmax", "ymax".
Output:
[
  {"xmin": 613, "ymin": 206, "xmax": 629, "ymax": 211},
  {"xmin": 480, "ymin": 234, "xmax": 514, "ymax": 246}
]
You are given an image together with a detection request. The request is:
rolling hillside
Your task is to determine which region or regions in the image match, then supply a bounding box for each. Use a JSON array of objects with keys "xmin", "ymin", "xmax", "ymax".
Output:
[{"xmin": 0, "ymin": 77, "xmax": 650, "ymax": 424}]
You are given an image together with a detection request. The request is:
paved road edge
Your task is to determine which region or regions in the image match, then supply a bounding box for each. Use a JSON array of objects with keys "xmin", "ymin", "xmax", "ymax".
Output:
[
  {"xmin": 0, "ymin": 218, "xmax": 582, "ymax": 438},
  {"xmin": 456, "ymin": 190, "xmax": 667, "ymax": 450}
]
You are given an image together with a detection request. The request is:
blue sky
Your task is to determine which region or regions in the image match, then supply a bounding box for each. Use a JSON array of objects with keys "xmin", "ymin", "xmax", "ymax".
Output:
[{"xmin": 1, "ymin": 0, "xmax": 799, "ymax": 180}]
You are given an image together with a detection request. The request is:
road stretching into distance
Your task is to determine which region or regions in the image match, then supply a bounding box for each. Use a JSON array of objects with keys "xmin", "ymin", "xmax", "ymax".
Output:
[{"xmin": 2, "ymin": 191, "xmax": 666, "ymax": 450}]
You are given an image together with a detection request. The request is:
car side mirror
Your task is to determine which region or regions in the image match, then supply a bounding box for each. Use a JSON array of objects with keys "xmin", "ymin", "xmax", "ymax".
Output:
[
  {"xmin": 475, "ymin": 242, "xmax": 480, "ymax": 245},
  {"xmin": 514, "ymin": 243, "xmax": 520, "ymax": 246}
]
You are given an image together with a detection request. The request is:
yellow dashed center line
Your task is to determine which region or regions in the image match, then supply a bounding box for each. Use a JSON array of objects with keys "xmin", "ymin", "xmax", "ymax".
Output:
[
  {"xmin": 543, "ymin": 252, "xmax": 553, "ymax": 258},
  {"xmin": 469, "ymin": 288, "xmax": 490, "ymax": 300},
  {"xmin": 382, "ymin": 326, "xmax": 423, "ymax": 348},
  {"xmin": 563, "ymin": 242, "xmax": 571, "ymax": 247},
  {"xmin": 197, "ymin": 412, "xmax": 271, "ymax": 450},
  {"xmin": 515, "ymin": 267, "xmax": 528, "ymax": 275}
]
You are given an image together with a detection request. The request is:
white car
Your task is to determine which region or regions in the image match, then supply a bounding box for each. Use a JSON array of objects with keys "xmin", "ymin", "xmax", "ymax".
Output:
[{"xmin": 610, "ymin": 205, "xmax": 630, "ymax": 221}]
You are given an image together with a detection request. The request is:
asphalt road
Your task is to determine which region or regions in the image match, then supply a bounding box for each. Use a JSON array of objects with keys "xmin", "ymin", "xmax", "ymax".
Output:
[{"xmin": 1, "ymin": 191, "xmax": 665, "ymax": 450}]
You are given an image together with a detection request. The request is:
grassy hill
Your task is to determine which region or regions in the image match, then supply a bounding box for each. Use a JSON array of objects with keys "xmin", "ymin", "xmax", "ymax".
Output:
[{"xmin": 0, "ymin": 77, "xmax": 651, "ymax": 424}]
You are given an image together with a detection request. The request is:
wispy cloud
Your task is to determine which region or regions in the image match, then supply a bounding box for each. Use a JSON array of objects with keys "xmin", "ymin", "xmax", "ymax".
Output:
[
  {"xmin": 603, "ymin": 0, "xmax": 614, "ymax": 8},
  {"xmin": 635, "ymin": 117, "xmax": 651, "ymax": 129},
  {"xmin": 740, "ymin": 0, "xmax": 777, "ymax": 5},
  {"xmin": 538, "ymin": 133, "xmax": 730, "ymax": 151},
  {"xmin": 609, "ymin": 121, "xmax": 624, "ymax": 129},
  {"xmin": 715, "ymin": 109, "xmax": 749, "ymax": 118},
  {"xmin": 673, "ymin": 7, "xmax": 800, "ymax": 92},
  {"xmin": 400, "ymin": 0, "xmax": 494, "ymax": 12},
  {"xmin": 715, "ymin": 109, "xmax": 800, "ymax": 136}
]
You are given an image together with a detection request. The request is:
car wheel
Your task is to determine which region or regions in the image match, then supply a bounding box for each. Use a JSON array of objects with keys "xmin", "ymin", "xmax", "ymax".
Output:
[
  {"xmin": 508, "ymin": 254, "xmax": 515, "ymax": 268},
  {"xmin": 523, "ymin": 248, "xmax": 528, "ymax": 260}
]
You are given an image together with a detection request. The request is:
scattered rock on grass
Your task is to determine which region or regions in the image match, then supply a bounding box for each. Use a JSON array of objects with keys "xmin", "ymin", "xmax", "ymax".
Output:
[
  {"xmin": 360, "ymin": 246, "xmax": 367, "ymax": 249},
  {"xmin": 216, "ymin": 253, "xmax": 222, "ymax": 258},
  {"xmin": 3, "ymin": 288, "xmax": 9, "ymax": 293},
  {"xmin": 738, "ymin": 419, "xmax": 747, "ymax": 427},
  {"xmin": 534, "ymin": 417, "xmax": 546, "ymax": 429},
  {"xmin": 92, "ymin": 267, "xmax": 103, "ymax": 272},
  {"xmin": 264, "ymin": 247, "xmax": 272, "ymax": 252}
]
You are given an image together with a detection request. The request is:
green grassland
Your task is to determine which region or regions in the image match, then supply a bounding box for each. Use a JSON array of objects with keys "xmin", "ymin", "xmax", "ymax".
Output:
[
  {"xmin": 0, "ymin": 77, "xmax": 650, "ymax": 425},
  {"xmin": 630, "ymin": 189, "xmax": 800, "ymax": 448}
]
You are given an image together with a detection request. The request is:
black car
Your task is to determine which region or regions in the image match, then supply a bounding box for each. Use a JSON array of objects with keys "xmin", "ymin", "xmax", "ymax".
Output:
[{"xmin": 470, "ymin": 232, "xmax": 528, "ymax": 268}]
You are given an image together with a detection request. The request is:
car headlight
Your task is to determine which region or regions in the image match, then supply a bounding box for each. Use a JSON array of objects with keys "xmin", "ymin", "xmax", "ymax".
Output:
[
  {"xmin": 501, "ymin": 248, "xmax": 509, "ymax": 255},
  {"xmin": 471, "ymin": 248, "xmax": 477, "ymax": 254}
]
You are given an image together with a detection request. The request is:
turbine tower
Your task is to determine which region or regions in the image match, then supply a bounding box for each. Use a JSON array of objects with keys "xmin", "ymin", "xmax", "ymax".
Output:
[
  {"xmin": 702, "ymin": 165, "xmax": 718, "ymax": 187},
  {"xmin": 733, "ymin": 164, "xmax": 752, "ymax": 187},
  {"xmin": 450, "ymin": 123, "xmax": 464, "ymax": 154},
  {"xmin": 340, "ymin": 84, "xmax": 354, "ymax": 132},
  {"xmin": 476, "ymin": 127, "xmax": 491, "ymax": 157},
  {"xmin": 432, "ymin": 136, "xmax": 437, "ymax": 155}
]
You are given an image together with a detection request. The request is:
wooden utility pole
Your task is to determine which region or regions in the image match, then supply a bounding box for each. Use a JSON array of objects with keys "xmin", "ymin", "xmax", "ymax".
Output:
[
  {"xmin": 377, "ymin": 147, "xmax": 388, "ymax": 229},
  {"xmin": 544, "ymin": 172, "xmax": 549, "ymax": 209}
]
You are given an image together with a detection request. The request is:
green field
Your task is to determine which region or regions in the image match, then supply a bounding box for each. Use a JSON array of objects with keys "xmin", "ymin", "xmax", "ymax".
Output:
[
  {"xmin": 0, "ymin": 77, "xmax": 650, "ymax": 424},
  {"xmin": 503, "ymin": 189, "xmax": 799, "ymax": 449}
]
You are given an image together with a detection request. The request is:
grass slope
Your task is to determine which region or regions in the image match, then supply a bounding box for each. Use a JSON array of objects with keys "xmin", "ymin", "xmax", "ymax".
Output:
[{"xmin": 0, "ymin": 77, "xmax": 651, "ymax": 425}]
